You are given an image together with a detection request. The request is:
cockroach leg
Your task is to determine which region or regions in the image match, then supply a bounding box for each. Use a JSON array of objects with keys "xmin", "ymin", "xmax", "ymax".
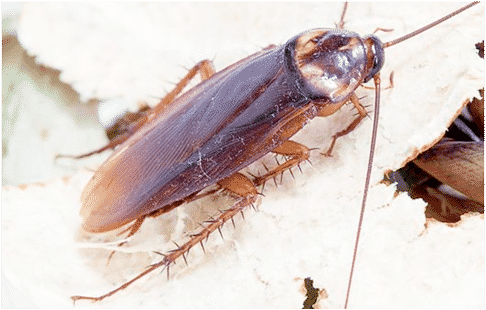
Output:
[
  {"xmin": 361, "ymin": 71, "xmax": 394, "ymax": 90},
  {"xmin": 55, "ymin": 106, "xmax": 151, "ymax": 160},
  {"xmin": 74, "ymin": 148, "xmax": 311, "ymax": 302},
  {"xmin": 55, "ymin": 133, "xmax": 137, "ymax": 159},
  {"xmin": 105, "ymin": 103, "xmax": 151, "ymax": 141},
  {"xmin": 322, "ymin": 93, "xmax": 367, "ymax": 156},
  {"xmin": 107, "ymin": 190, "xmax": 222, "ymax": 261},
  {"xmin": 117, "ymin": 216, "xmax": 147, "ymax": 238},
  {"xmin": 105, "ymin": 216, "xmax": 148, "ymax": 263},
  {"xmin": 217, "ymin": 172, "xmax": 258, "ymax": 197},
  {"xmin": 58, "ymin": 60, "xmax": 215, "ymax": 160},
  {"xmin": 252, "ymin": 140, "xmax": 310, "ymax": 188},
  {"xmin": 123, "ymin": 190, "xmax": 222, "ymax": 237},
  {"xmin": 152, "ymin": 59, "xmax": 215, "ymax": 115},
  {"xmin": 372, "ymin": 27, "xmax": 394, "ymax": 34},
  {"xmin": 72, "ymin": 177, "xmax": 257, "ymax": 303}
]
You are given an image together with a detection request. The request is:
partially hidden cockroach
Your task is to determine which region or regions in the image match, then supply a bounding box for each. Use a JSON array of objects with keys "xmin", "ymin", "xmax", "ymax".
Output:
[{"xmin": 66, "ymin": 3, "xmax": 483, "ymax": 307}]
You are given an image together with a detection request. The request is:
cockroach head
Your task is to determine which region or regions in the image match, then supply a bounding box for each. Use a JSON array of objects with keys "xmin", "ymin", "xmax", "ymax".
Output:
[
  {"xmin": 362, "ymin": 34, "xmax": 384, "ymax": 83},
  {"xmin": 285, "ymin": 29, "xmax": 384, "ymax": 103}
]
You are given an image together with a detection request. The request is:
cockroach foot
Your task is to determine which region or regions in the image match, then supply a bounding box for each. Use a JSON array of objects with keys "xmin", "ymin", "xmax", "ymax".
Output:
[{"xmin": 71, "ymin": 195, "xmax": 257, "ymax": 303}]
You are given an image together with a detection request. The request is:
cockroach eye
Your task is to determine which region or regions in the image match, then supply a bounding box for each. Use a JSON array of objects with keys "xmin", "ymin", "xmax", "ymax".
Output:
[
  {"xmin": 60, "ymin": 2, "xmax": 478, "ymax": 303},
  {"xmin": 363, "ymin": 35, "xmax": 385, "ymax": 83}
]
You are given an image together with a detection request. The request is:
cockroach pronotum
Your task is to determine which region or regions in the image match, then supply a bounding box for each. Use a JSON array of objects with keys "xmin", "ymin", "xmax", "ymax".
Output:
[{"xmin": 57, "ymin": 3, "xmax": 483, "ymax": 308}]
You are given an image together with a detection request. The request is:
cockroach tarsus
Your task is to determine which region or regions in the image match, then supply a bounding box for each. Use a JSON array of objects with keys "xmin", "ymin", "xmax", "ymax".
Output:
[{"xmin": 65, "ymin": 2, "xmax": 481, "ymax": 306}]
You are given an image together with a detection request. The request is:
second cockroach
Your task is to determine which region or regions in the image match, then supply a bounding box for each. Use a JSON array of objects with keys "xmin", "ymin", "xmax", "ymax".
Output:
[{"xmin": 67, "ymin": 3, "xmax": 483, "ymax": 307}]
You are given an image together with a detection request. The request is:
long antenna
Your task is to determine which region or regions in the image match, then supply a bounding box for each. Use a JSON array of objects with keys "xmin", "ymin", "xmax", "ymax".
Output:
[
  {"xmin": 344, "ymin": 74, "xmax": 381, "ymax": 309},
  {"xmin": 344, "ymin": 2, "xmax": 479, "ymax": 308},
  {"xmin": 383, "ymin": 2, "xmax": 479, "ymax": 48}
]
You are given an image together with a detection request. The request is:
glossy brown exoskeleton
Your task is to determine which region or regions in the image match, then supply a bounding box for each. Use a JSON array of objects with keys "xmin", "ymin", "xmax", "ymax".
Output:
[
  {"xmin": 68, "ymin": 3, "xmax": 481, "ymax": 305},
  {"xmin": 80, "ymin": 29, "xmax": 384, "ymax": 233}
]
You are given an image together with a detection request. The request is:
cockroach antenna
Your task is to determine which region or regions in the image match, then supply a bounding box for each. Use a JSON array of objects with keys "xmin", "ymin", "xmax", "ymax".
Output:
[
  {"xmin": 61, "ymin": 2, "xmax": 480, "ymax": 304},
  {"xmin": 343, "ymin": 2, "xmax": 479, "ymax": 308}
]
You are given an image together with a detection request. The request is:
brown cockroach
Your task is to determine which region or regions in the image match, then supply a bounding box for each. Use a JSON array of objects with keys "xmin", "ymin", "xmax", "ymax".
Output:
[
  {"xmin": 63, "ymin": 2, "xmax": 482, "ymax": 308},
  {"xmin": 389, "ymin": 47, "xmax": 484, "ymax": 223}
]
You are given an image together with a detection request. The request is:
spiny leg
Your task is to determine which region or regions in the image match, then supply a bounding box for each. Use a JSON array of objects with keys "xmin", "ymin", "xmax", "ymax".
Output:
[
  {"xmin": 72, "ymin": 142, "xmax": 311, "ymax": 302},
  {"xmin": 323, "ymin": 93, "xmax": 368, "ymax": 156},
  {"xmin": 107, "ymin": 190, "xmax": 219, "ymax": 258},
  {"xmin": 57, "ymin": 60, "xmax": 215, "ymax": 159},
  {"xmin": 361, "ymin": 71, "xmax": 394, "ymax": 90},
  {"xmin": 71, "ymin": 172, "xmax": 257, "ymax": 303},
  {"xmin": 152, "ymin": 60, "xmax": 215, "ymax": 115},
  {"xmin": 252, "ymin": 140, "xmax": 311, "ymax": 188},
  {"xmin": 72, "ymin": 197, "xmax": 257, "ymax": 303}
]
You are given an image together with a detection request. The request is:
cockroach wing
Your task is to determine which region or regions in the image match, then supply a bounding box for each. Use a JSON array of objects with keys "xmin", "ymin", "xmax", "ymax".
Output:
[{"xmin": 80, "ymin": 44, "xmax": 315, "ymax": 232}]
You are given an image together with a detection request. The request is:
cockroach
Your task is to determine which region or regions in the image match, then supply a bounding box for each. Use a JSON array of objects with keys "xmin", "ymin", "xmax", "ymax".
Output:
[
  {"xmin": 388, "ymin": 43, "xmax": 484, "ymax": 223},
  {"xmin": 66, "ymin": 3, "xmax": 483, "ymax": 307},
  {"xmin": 390, "ymin": 99, "xmax": 484, "ymax": 223}
]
